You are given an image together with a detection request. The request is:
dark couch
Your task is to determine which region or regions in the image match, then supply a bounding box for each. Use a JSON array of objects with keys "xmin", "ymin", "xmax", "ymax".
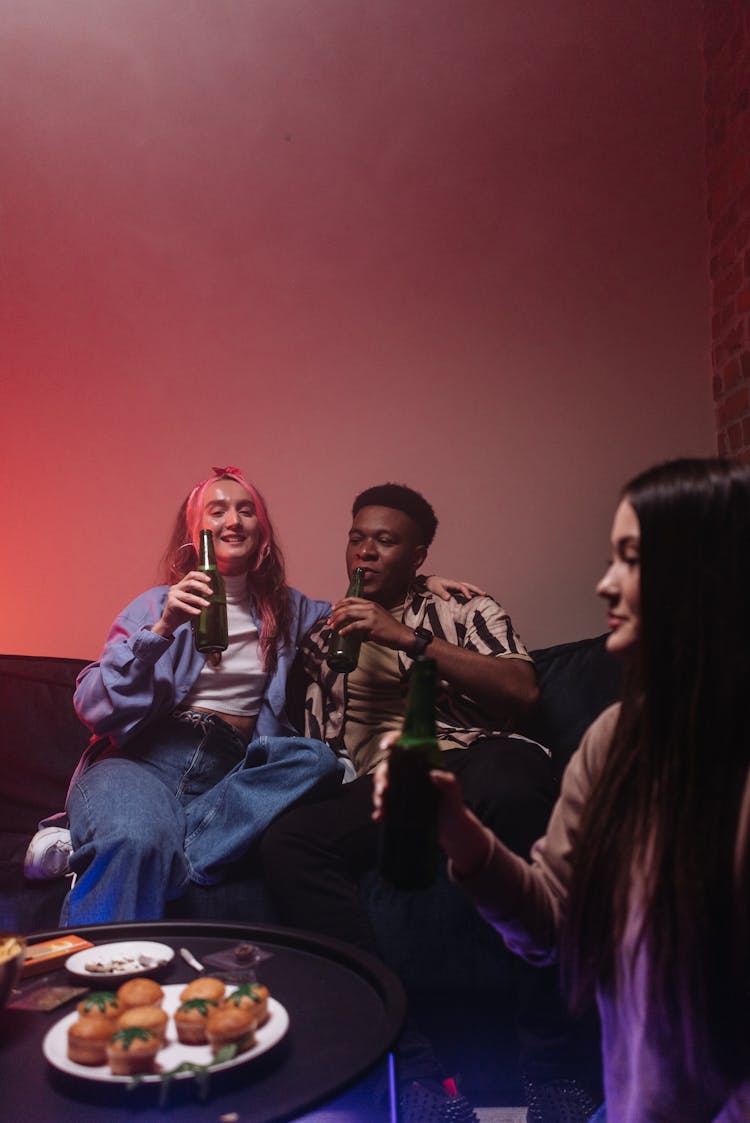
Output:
[{"xmin": 0, "ymin": 636, "xmax": 620, "ymax": 1096}]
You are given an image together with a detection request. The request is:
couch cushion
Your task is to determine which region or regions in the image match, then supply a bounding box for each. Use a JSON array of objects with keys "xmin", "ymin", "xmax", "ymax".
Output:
[
  {"xmin": 0, "ymin": 654, "xmax": 89, "ymax": 838},
  {"xmin": 521, "ymin": 635, "xmax": 622, "ymax": 776}
]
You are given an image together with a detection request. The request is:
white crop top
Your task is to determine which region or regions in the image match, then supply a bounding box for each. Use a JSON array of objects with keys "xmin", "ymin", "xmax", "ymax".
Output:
[{"xmin": 182, "ymin": 573, "xmax": 268, "ymax": 716}]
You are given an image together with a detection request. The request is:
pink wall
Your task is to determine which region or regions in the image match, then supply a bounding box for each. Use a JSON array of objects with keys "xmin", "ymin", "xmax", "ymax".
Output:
[{"xmin": 2, "ymin": 0, "xmax": 714, "ymax": 659}]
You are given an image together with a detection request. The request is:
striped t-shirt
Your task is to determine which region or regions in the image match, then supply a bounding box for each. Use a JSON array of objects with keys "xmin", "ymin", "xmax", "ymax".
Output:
[{"xmin": 299, "ymin": 579, "xmax": 534, "ymax": 775}]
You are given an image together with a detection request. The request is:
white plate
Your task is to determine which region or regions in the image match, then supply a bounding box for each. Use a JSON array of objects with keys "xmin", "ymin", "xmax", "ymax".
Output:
[
  {"xmin": 64, "ymin": 940, "xmax": 175, "ymax": 981},
  {"xmin": 42, "ymin": 984, "xmax": 289, "ymax": 1084}
]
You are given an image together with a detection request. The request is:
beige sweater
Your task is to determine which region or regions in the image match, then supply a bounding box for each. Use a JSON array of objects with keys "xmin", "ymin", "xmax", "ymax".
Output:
[{"xmin": 454, "ymin": 704, "xmax": 750, "ymax": 1123}]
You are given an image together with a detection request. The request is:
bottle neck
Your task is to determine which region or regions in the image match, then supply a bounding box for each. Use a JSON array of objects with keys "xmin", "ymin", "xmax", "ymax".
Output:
[
  {"xmin": 348, "ymin": 567, "xmax": 365, "ymax": 598},
  {"xmin": 198, "ymin": 530, "xmax": 218, "ymax": 569}
]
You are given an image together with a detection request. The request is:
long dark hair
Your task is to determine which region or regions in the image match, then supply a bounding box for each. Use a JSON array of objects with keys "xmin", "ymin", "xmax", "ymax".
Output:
[
  {"xmin": 562, "ymin": 458, "xmax": 750, "ymax": 1081},
  {"xmin": 160, "ymin": 467, "xmax": 292, "ymax": 673}
]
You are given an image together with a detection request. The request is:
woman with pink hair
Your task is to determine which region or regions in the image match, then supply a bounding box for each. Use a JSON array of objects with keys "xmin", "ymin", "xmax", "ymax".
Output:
[{"xmin": 48, "ymin": 467, "xmax": 347, "ymax": 924}]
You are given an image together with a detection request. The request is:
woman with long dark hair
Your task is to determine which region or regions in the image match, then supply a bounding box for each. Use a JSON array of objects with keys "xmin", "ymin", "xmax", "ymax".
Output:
[{"xmin": 375, "ymin": 458, "xmax": 750, "ymax": 1121}]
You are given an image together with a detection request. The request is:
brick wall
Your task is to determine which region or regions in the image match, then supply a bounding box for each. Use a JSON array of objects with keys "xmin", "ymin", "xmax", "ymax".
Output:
[{"xmin": 704, "ymin": 0, "xmax": 750, "ymax": 462}]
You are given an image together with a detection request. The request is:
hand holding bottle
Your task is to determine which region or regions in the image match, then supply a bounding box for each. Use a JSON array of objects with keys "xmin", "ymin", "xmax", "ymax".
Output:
[
  {"xmin": 151, "ymin": 530, "xmax": 228, "ymax": 653},
  {"xmin": 328, "ymin": 596, "xmax": 416, "ymax": 652},
  {"xmin": 376, "ymin": 658, "xmax": 443, "ymax": 889},
  {"xmin": 191, "ymin": 529, "xmax": 228, "ymax": 653},
  {"xmin": 327, "ymin": 568, "xmax": 365, "ymax": 672},
  {"xmin": 373, "ymin": 733, "xmax": 493, "ymax": 882},
  {"xmin": 151, "ymin": 571, "xmax": 214, "ymax": 638}
]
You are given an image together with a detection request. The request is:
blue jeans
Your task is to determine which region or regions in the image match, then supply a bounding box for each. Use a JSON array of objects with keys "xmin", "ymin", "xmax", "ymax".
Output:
[
  {"xmin": 589, "ymin": 1105, "xmax": 607, "ymax": 1122},
  {"xmin": 62, "ymin": 711, "xmax": 342, "ymax": 925}
]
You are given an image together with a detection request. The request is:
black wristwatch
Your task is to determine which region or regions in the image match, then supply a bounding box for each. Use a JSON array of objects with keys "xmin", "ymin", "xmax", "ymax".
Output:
[{"xmin": 410, "ymin": 626, "xmax": 434, "ymax": 658}]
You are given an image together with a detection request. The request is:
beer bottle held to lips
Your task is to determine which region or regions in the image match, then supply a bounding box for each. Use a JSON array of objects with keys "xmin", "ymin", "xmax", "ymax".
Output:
[
  {"xmin": 379, "ymin": 656, "xmax": 442, "ymax": 889},
  {"xmin": 192, "ymin": 529, "xmax": 229, "ymax": 654},
  {"xmin": 326, "ymin": 567, "xmax": 365, "ymax": 673}
]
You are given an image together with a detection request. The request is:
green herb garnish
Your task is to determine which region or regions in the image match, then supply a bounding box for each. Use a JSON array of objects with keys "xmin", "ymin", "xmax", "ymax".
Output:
[
  {"xmin": 112, "ymin": 1026, "xmax": 157, "ymax": 1050},
  {"xmin": 127, "ymin": 1043, "xmax": 239, "ymax": 1105},
  {"xmin": 82, "ymin": 991, "xmax": 118, "ymax": 1013},
  {"xmin": 177, "ymin": 997, "xmax": 217, "ymax": 1015},
  {"xmin": 228, "ymin": 983, "xmax": 263, "ymax": 1005}
]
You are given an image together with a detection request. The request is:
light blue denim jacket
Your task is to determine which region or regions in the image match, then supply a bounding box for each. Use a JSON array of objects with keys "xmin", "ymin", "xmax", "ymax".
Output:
[{"xmin": 74, "ymin": 584, "xmax": 331, "ymax": 751}]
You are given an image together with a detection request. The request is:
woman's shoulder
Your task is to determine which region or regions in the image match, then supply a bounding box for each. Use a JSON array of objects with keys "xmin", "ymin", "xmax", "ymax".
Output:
[
  {"xmin": 570, "ymin": 702, "xmax": 621, "ymax": 786},
  {"xmin": 115, "ymin": 585, "xmax": 171, "ymax": 624},
  {"xmin": 122, "ymin": 583, "xmax": 169, "ymax": 607},
  {"xmin": 286, "ymin": 586, "xmax": 331, "ymax": 624}
]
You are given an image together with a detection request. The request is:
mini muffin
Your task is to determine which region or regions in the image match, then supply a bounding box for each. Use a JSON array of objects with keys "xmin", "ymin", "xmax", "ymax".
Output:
[
  {"xmin": 67, "ymin": 1014, "xmax": 115, "ymax": 1066},
  {"xmin": 179, "ymin": 976, "xmax": 225, "ymax": 1004},
  {"xmin": 107, "ymin": 1026, "xmax": 161, "ymax": 1076},
  {"xmin": 117, "ymin": 977, "xmax": 164, "ymax": 1011},
  {"xmin": 173, "ymin": 996, "xmax": 219, "ymax": 1045},
  {"xmin": 76, "ymin": 991, "xmax": 121, "ymax": 1020},
  {"xmin": 117, "ymin": 1004, "xmax": 169, "ymax": 1043},
  {"xmin": 223, "ymin": 982, "xmax": 270, "ymax": 1026},
  {"xmin": 205, "ymin": 1003, "xmax": 256, "ymax": 1056}
]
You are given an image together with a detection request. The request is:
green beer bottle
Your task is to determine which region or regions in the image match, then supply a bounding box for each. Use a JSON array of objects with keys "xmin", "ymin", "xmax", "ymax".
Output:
[
  {"xmin": 379, "ymin": 656, "xmax": 442, "ymax": 889},
  {"xmin": 326, "ymin": 567, "xmax": 365, "ymax": 673},
  {"xmin": 192, "ymin": 529, "xmax": 229, "ymax": 654}
]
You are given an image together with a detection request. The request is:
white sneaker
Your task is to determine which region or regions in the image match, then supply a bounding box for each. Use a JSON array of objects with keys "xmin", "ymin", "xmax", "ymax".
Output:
[{"xmin": 23, "ymin": 826, "xmax": 73, "ymax": 880}]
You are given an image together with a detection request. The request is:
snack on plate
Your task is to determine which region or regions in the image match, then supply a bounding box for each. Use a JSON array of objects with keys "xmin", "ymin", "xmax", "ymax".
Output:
[
  {"xmin": 67, "ymin": 1014, "xmax": 115, "ymax": 1065},
  {"xmin": 205, "ymin": 1003, "xmax": 256, "ymax": 1055},
  {"xmin": 117, "ymin": 977, "xmax": 164, "ymax": 1010},
  {"xmin": 77, "ymin": 991, "xmax": 120, "ymax": 1020},
  {"xmin": 107, "ymin": 1026, "xmax": 161, "ymax": 1076},
  {"xmin": 223, "ymin": 982, "xmax": 270, "ymax": 1025},
  {"xmin": 179, "ymin": 976, "xmax": 226, "ymax": 1004},
  {"xmin": 174, "ymin": 996, "xmax": 219, "ymax": 1045},
  {"xmin": 83, "ymin": 953, "xmax": 140, "ymax": 975},
  {"xmin": 117, "ymin": 1004, "xmax": 169, "ymax": 1043}
]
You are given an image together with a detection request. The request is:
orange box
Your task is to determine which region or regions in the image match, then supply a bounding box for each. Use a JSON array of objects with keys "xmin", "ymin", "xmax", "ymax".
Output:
[{"xmin": 21, "ymin": 935, "xmax": 95, "ymax": 978}]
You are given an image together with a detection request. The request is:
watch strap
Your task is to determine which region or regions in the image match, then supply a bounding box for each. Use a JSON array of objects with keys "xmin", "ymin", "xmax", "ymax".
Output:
[{"xmin": 411, "ymin": 626, "xmax": 434, "ymax": 658}]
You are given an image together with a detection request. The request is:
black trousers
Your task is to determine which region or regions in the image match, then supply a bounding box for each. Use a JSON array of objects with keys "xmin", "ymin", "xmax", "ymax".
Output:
[
  {"xmin": 261, "ymin": 736, "xmax": 554, "ymax": 946},
  {"xmin": 260, "ymin": 736, "xmax": 600, "ymax": 1087}
]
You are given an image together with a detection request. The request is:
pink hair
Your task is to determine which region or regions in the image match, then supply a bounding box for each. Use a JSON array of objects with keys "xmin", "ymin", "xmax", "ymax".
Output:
[{"xmin": 184, "ymin": 466, "xmax": 272, "ymax": 573}]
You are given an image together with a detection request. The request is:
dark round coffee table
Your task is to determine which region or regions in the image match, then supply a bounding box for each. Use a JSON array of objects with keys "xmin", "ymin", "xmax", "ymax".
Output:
[{"xmin": 0, "ymin": 919, "xmax": 406, "ymax": 1123}]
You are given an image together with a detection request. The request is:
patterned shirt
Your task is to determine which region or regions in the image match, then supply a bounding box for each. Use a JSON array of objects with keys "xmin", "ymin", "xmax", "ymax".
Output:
[{"xmin": 299, "ymin": 577, "xmax": 534, "ymax": 774}]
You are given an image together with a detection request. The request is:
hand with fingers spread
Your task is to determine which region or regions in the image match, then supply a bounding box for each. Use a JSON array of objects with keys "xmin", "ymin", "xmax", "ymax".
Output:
[
  {"xmin": 425, "ymin": 575, "xmax": 487, "ymax": 601},
  {"xmin": 151, "ymin": 571, "xmax": 214, "ymax": 639}
]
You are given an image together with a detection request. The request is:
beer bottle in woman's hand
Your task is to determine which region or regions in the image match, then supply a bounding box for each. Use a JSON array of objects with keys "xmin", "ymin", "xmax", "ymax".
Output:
[
  {"xmin": 379, "ymin": 656, "xmax": 442, "ymax": 889},
  {"xmin": 192, "ymin": 529, "xmax": 228, "ymax": 654}
]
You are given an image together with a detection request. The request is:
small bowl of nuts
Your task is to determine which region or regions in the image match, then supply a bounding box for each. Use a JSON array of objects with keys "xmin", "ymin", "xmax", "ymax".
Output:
[{"xmin": 0, "ymin": 933, "xmax": 26, "ymax": 1009}]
